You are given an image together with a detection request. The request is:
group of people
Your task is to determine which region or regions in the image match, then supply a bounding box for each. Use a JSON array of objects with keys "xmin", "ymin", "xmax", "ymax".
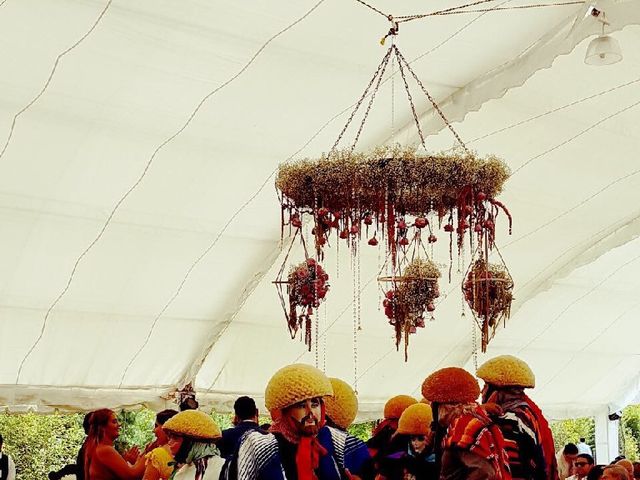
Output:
[
  {"xmin": 38, "ymin": 354, "xmax": 637, "ymax": 480},
  {"xmin": 555, "ymin": 442, "xmax": 640, "ymax": 480}
]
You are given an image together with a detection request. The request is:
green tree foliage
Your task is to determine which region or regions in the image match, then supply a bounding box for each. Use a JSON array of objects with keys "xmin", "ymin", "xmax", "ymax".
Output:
[
  {"xmin": 0, "ymin": 412, "xmax": 85, "ymax": 480},
  {"xmin": 549, "ymin": 417, "xmax": 595, "ymax": 452},
  {"xmin": 348, "ymin": 422, "xmax": 374, "ymax": 442},
  {"xmin": 114, "ymin": 409, "xmax": 155, "ymax": 451},
  {"xmin": 621, "ymin": 404, "xmax": 640, "ymax": 461}
]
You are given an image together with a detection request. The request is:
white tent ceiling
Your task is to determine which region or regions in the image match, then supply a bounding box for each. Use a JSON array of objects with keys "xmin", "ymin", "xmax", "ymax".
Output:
[{"xmin": 1, "ymin": 0, "xmax": 639, "ymax": 420}]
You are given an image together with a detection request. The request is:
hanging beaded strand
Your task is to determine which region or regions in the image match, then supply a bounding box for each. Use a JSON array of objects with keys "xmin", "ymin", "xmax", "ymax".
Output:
[{"xmin": 322, "ymin": 301, "xmax": 327, "ymax": 372}]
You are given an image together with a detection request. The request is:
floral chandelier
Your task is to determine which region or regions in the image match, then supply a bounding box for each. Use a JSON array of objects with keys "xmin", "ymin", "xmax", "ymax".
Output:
[{"xmin": 274, "ymin": 43, "xmax": 514, "ymax": 360}]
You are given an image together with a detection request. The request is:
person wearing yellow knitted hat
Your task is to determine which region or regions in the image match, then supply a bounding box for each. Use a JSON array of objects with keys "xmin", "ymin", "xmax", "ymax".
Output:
[
  {"xmin": 232, "ymin": 364, "xmax": 371, "ymax": 480},
  {"xmin": 477, "ymin": 355, "xmax": 559, "ymax": 480},
  {"xmin": 159, "ymin": 409, "xmax": 224, "ymax": 480},
  {"xmin": 377, "ymin": 403, "xmax": 438, "ymax": 480},
  {"xmin": 324, "ymin": 377, "xmax": 358, "ymax": 431},
  {"xmin": 367, "ymin": 394, "xmax": 418, "ymax": 473},
  {"xmin": 422, "ymin": 367, "xmax": 511, "ymax": 480}
]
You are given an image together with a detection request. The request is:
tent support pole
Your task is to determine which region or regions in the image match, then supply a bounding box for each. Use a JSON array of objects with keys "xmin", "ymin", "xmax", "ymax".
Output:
[{"xmin": 595, "ymin": 410, "xmax": 619, "ymax": 464}]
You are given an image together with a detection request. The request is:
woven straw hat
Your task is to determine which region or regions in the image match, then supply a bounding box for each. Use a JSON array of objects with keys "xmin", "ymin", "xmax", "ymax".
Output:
[
  {"xmin": 162, "ymin": 410, "xmax": 221, "ymax": 440},
  {"xmin": 476, "ymin": 355, "xmax": 535, "ymax": 388},
  {"xmin": 397, "ymin": 403, "xmax": 433, "ymax": 435},
  {"xmin": 324, "ymin": 377, "xmax": 358, "ymax": 429},
  {"xmin": 265, "ymin": 363, "xmax": 333, "ymax": 411},
  {"xmin": 383, "ymin": 395, "xmax": 418, "ymax": 420},
  {"xmin": 421, "ymin": 367, "xmax": 480, "ymax": 403}
]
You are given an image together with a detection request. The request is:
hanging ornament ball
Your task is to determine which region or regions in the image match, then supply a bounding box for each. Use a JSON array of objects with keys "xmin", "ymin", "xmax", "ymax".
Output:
[
  {"xmin": 350, "ymin": 225, "xmax": 359, "ymax": 235},
  {"xmin": 368, "ymin": 237, "xmax": 378, "ymax": 246},
  {"xmin": 339, "ymin": 229, "xmax": 349, "ymax": 239},
  {"xmin": 428, "ymin": 234, "xmax": 437, "ymax": 243},
  {"xmin": 399, "ymin": 237, "xmax": 410, "ymax": 246},
  {"xmin": 398, "ymin": 219, "xmax": 407, "ymax": 229},
  {"xmin": 415, "ymin": 217, "xmax": 428, "ymax": 229},
  {"xmin": 477, "ymin": 192, "xmax": 487, "ymax": 202},
  {"xmin": 474, "ymin": 223, "xmax": 483, "ymax": 233},
  {"xmin": 318, "ymin": 207, "xmax": 329, "ymax": 217},
  {"xmin": 364, "ymin": 214, "xmax": 373, "ymax": 225},
  {"xmin": 444, "ymin": 224, "xmax": 454, "ymax": 233},
  {"xmin": 426, "ymin": 303, "xmax": 436, "ymax": 312},
  {"xmin": 291, "ymin": 217, "xmax": 302, "ymax": 228}
]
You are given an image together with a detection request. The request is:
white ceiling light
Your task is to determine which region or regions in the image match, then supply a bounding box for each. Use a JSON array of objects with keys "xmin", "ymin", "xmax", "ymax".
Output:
[{"xmin": 585, "ymin": 9, "xmax": 623, "ymax": 66}]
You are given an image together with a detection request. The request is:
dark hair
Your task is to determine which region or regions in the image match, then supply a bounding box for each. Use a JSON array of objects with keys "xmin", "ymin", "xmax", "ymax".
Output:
[
  {"xmin": 578, "ymin": 454, "xmax": 595, "ymax": 465},
  {"xmin": 82, "ymin": 412, "xmax": 92, "ymax": 434},
  {"xmin": 0, "ymin": 433, "xmax": 3, "ymax": 445},
  {"xmin": 580, "ymin": 437, "xmax": 586, "ymax": 442},
  {"xmin": 587, "ymin": 465, "xmax": 605, "ymax": 480},
  {"xmin": 174, "ymin": 437, "xmax": 194, "ymax": 464},
  {"xmin": 564, "ymin": 443, "xmax": 579, "ymax": 455},
  {"xmin": 234, "ymin": 396, "xmax": 257, "ymax": 421},
  {"xmin": 156, "ymin": 409, "xmax": 178, "ymax": 426}
]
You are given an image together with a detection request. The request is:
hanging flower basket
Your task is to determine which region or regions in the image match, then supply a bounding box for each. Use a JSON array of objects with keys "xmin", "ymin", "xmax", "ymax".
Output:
[
  {"xmin": 275, "ymin": 257, "xmax": 329, "ymax": 351},
  {"xmin": 379, "ymin": 258, "xmax": 441, "ymax": 361},
  {"xmin": 276, "ymin": 146, "xmax": 511, "ymax": 266},
  {"xmin": 463, "ymin": 257, "xmax": 514, "ymax": 352}
]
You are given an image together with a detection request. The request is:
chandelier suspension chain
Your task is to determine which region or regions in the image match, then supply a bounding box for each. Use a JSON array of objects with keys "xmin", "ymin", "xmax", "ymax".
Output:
[
  {"xmin": 330, "ymin": 46, "xmax": 394, "ymax": 154},
  {"xmin": 356, "ymin": 0, "xmax": 584, "ymax": 25},
  {"xmin": 349, "ymin": 50, "xmax": 394, "ymax": 153},
  {"xmin": 394, "ymin": 46, "xmax": 471, "ymax": 154},
  {"xmin": 394, "ymin": 52, "xmax": 427, "ymax": 149}
]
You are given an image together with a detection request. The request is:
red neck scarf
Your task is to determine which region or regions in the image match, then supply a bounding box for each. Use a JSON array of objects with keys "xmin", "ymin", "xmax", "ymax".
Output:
[{"xmin": 270, "ymin": 403, "xmax": 328, "ymax": 480}]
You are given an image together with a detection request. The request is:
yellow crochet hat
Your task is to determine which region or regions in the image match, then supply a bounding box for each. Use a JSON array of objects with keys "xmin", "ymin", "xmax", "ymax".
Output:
[
  {"xmin": 477, "ymin": 355, "xmax": 535, "ymax": 388},
  {"xmin": 421, "ymin": 367, "xmax": 480, "ymax": 404},
  {"xmin": 324, "ymin": 377, "xmax": 358, "ymax": 429},
  {"xmin": 383, "ymin": 395, "xmax": 418, "ymax": 420},
  {"xmin": 145, "ymin": 447, "xmax": 174, "ymax": 479},
  {"xmin": 397, "ymin": 403, "xmax": 433, "ymax": 435},
  {"xmin": 265, "ymin": 363, "xmax": 333, "ymax": 411},
  {"xmin": 162, "ymin": 410, "xmax": 221, "ymax": 440}
]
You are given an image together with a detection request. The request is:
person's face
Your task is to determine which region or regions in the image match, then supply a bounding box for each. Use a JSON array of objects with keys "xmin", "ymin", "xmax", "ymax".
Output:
[
  {"xmin": 574, "ymin": 459, "xmax": 592, "ymax": 478},
  {"xmin": 167, "ymin": 433, "xmax": 184, "ymax": 456},
  {"xmin": 410, "ymin": 434, "xmax": 428, "ymax": 454},
  {"xmin": 564, "ymin": 453, "xmax": 578, "ymax": 466},
  {"xmin": 286, "ymin": 397, "xmax": 322, "ymax": 436},
  {"xmin": 105, "ymin": 413, "xmax": 120, "ymax": 440},
  {"xmin": 154, "ymin": 422, "xmax": 168, "ymax": 444}
]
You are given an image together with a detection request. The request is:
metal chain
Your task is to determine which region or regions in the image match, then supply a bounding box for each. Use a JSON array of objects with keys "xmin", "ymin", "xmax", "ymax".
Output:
[
  {"xmin": 397, "ymin": 0, "xmax": 582, "ymax": 20},
  {"xmin": 390, "ymin": 38, "xmax": 396, "ymax": 143},
  {"xmin": 397, "ymin": 0, "xmax": 496, "ymax": 21},
  {"xmin": 394, "ymin": 46, "xmax": 471, "ymax": 155},
  {"xmin": 394, "ymin": 50, "xmax": 427, "ymax": 149},
  {"xmin": 330, "ymin": 46, "xmax": 394, "ymax": 155},
  {"xmin": 435, "ymin": 1, "xmax": 583, "ymax": 15},
  {"xmin": 349, "ymin": 48, "xmax": 393, "ymax": 154}
]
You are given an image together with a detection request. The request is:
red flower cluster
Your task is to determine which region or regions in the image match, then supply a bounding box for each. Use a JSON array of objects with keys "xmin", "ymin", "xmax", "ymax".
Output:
[{"xmin": 288, "ymin": 258, "xmax": 329, "ymax": 310}]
